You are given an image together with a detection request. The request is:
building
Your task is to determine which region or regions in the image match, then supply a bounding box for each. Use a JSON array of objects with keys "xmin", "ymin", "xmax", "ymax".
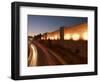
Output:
[{"xmin": 41, "ymin": 23, "xmax": 88, "ymax": 41}]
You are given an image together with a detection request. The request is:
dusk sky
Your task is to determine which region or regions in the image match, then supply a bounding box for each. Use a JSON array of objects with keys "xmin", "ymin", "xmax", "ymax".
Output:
[{"xmin": 28, "ymin": 15, "xmax": 87, "ymax": 36}]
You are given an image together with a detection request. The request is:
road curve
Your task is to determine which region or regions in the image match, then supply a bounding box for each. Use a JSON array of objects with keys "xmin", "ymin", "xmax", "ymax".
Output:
[{"xmin": 28, "ymin": 43, "xmax": 38, "ymax": 66}]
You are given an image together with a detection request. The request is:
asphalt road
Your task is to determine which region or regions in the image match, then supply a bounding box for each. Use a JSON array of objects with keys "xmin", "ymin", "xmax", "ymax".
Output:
[{"xmin": 28, "ymin": 40, "xmax": 87, "ymax": 66}]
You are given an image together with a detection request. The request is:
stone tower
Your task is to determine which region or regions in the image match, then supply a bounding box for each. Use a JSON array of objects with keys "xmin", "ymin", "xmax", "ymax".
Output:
[{"xmin": 60, "ymin": 26, "xmax": 64, "ymax": 40}]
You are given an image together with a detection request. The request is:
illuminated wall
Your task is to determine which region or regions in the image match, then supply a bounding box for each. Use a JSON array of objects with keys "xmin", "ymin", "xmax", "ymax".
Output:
[
  {"xmin": 41, "ymin": 23, "xmax": 87, "ymax": 41},
  {"xmin": 41, "ymin": 30, "xmax": 60, "ymax": 40},
  {"xmin": 64, "ymin": 23, "xmax": 87, "ymax": 40}
]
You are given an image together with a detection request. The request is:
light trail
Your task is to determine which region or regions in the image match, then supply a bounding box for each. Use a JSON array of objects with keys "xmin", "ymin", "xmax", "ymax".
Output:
[
  {"xmin": 28, "ymin": 43, "xmax": 38, "ymax": 66},
  {"xmin": 33, "ymin": 41, "xmax": 55, "ymax": 65},
  {"xmin": 47, "ymin": 48, "xmax": 67, "ymax": 64}
]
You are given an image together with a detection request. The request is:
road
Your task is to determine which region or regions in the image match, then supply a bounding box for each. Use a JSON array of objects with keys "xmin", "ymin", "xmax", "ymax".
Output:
[
  {"xmin": 28, "ymin": 40, "xmax": 87, "ymax": 66},
  {"xmin": 28, "ymin": 41, "xmax": 38, "ymax": 66}
]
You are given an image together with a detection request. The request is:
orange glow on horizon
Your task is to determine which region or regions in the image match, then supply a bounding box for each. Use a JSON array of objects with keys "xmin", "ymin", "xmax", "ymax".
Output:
[{"xmin": 28, "ymin": 32, "xmax": 34, "ymax": 37}]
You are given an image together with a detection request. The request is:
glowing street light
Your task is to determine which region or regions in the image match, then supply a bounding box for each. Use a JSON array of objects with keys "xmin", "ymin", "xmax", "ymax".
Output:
[
  {"xmin": 54, "ymin": 35, "xmax": 58, "ymax": 40},
  {"xmin": 82, "ymin": 32, "xmax": 88, "ymax": 40},
  {"xmin": 64, "ymin": 34, "xmax": 71, "ymax": 40},
  {"xmin": 72, "ymin": 33, "xmax": 80, "ymax": 41},
  {"xmin": 41, "ymin": 37, "xmax": 44, "ymax": 40},
  {"xmin": 51, "ymin": 37, "xmax": 54, "ymax": 40}
]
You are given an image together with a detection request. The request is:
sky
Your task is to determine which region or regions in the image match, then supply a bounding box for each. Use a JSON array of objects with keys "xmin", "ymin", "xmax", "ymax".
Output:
[{"xmin": 28, "ymin": 15, "xmax": 87, "ymax": 36}]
